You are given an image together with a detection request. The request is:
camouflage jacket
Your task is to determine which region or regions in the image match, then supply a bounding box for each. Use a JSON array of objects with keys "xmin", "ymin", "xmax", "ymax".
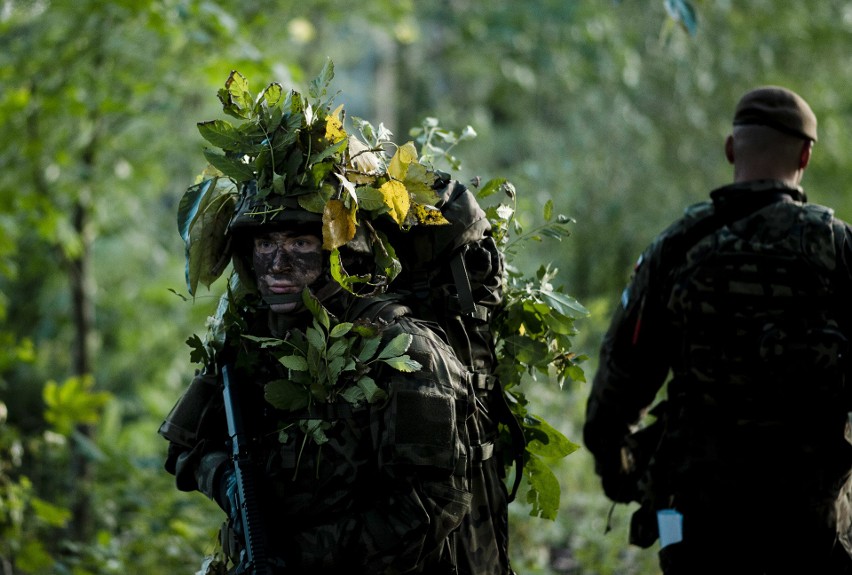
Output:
[
  {"xmin": 584, "ymin": 179, "xmax": 852, "ymax": 516},
  {"xmin": 159, "ymin": 294, "xmax": 475, "ymax": 574}
]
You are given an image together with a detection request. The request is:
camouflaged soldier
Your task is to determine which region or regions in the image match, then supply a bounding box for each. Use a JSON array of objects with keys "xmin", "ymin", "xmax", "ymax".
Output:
[
  {"xmin": 584, "ymin": 86, "xmax": 852, "ymax": 574},
  {"xmin": 158, "ymin": 68, "xmax": 516, "ymax": 575},
  {"xmin": 159, "ymin": 191, "xmax": 474, "ymax": 574}
]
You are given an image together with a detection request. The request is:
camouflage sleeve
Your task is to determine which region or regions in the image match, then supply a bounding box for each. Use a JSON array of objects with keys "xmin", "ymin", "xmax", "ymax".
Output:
[
  {"xmin": 290, "ymin": 319, "xmax": 472, "ymax": 573},
  {"xmin": 583, "ymin": 235, "xmax": 675, "ymax": 501},
  {"xmin": 158, "ymin": 370, "xmax": 229, "ymax": 499}
]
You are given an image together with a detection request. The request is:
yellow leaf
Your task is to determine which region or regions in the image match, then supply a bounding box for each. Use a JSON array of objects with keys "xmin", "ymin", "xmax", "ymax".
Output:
[
  {"xmin": 388, "ymin": 141, "xmax": 418, "ymax": 181},
  {"xmin": 379, "ymin": 180, "xmax": 411, "ymax": 225},
  {"xmin": 322, "ymin": 199, "xmax": 356, "ymax": 250},
  {"xmin": 412, "ymin": 203, "xmax": 450, "ymax": 225},
  {"xmin": 325, "ymin": 105, "xmax": 347, "ymax": 143}
]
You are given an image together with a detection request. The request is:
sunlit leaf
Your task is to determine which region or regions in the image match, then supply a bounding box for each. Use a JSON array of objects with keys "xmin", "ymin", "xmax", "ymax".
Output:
[
  {"xmin": 302, "ymin": 289, "xmax": 330, "ymax": 331},
  {"xmin": 379, "ymin": 180, "xmax": 410, "ymax": 225},
  {"xmin": 329, "ymin": 322, "xmax": 353, "ymax": 338},
  {"xmin": 322, "ymin": 198, "xmax": 356, "ymax": 250},
  {"xmin": 412, "ymin": 203, "xmax": 450, "ymax": 225},
  {"xmin": 388, "ymin": 141, "xmax": 418, "ymax": 180},
  {"xmin": 380, "ymin": 356, "xmax": 422, "ymax": 372},
  {"xmin": 524, "ymin": 416, "xmax": 580, "ymax": 458},
  {"xmin": 377, "ymin": 333, "xmax": 412, "ymax": 359},
  {"xmin": 525, "ymin": 455, "xmax": 561, "ymax": 520}
]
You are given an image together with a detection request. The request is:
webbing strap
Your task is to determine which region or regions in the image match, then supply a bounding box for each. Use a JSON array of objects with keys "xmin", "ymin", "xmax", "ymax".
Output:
[
  {"xmin": 470, "ymin": 441, "xmax": 495, "ymax": 463},
  {"xmin": 450, "ymin": 248, "xmax": 477, "ymax": 316}
]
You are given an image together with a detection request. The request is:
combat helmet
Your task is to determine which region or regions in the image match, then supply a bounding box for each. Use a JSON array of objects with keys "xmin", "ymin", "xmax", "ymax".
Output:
[{"xmin": 177, "ymin": 61, "xmax": 454, "ymax": 305}]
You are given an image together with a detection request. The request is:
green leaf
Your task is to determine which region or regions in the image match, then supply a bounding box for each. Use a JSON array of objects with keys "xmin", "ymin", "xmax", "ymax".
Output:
[
  {"xmin": 476, "ymin": 177, "xmax": 509, "ymax": 200},
  {"xmin": 186, "ymin": 333, "xmax": 209, "ymax": 366},
  {"xmin": 242, "ymin": 334, "xmax": 286, "ymax": 348},
  {"xmin": 328, "ymin": 355, "xmax": 345, "ymax": 385},
  {"xmin": 197, "ymin": 120, "xmax": 250, "ymax": 152},
  {"xmin": 219, "ymin": 70, "xmax": 253, "ymax": 119},
  {"xmin": 327, "ymin": 338, "xmax": 348, "ymax": 360},
  {"xmin": 186, "ymin": 190, "xmax": 236, "ymax": 294},
  {"xmin": 305, "ymin": 419, "xmax": 330, "ymax": 445},
  {"xmin": 357, "ymin": 376, "xmax": 387, "ymax": 404},
  {"xmin": 329, "ymin": 322, "xmax": 353, "ymax": 338},
  {"xmin": 355, "ymin": 186, "xmax": 389, "ymax": 212},
  {"xmin": 380, "ymin": 355, "xmax": 422, "ymax": 372},
  {"xmin": 30, "ymin": 497, "xmax": 71, "ymax": 527},
  {"xmin": 309, "ymin": 137, "xmax": 348, "ymax": 165},
  {"xmin": 265, "ymin": 379, "xmax": 309, "ymax": 411},
  {"xmin": 377, "ymin": 333, "xmax": 413, "ymax": 359},
  {"xmin": 340, "ymin": 385, "xmax": 366, "ymax": 405},
  {"xmin": 302, "ymin": 289, "xmax": 330, "ymax": 331},
  {"xmin": 177, "ymin": 179, "xmax": 214, "ymax": 244},
  {"xmin": 524, "ymin": 415, "xmax": 580, "ymax": 459},
  {"xmin": 309, "ymin": 58, "xmax": 335, "ymax": 101},
  {"xmin": 524, "ymin": 455, "xmax": 561, "ymax": 520},
  {"xmin": 202, "ymin": 148, "xmax": 256, "ymax": 182},
  {"xmin": 357, "ymin": 335, "xmax": 382, "ymax": 362},
  {"xmin": 306, "ymin": 325, "xmax": 326, "ymax": 353},
  {"xmin": 543, "ymin": 199, "xmax": 553, "ymax": 222},
  {"xmin": 539, "ymin": 290, "xmax": 590, "ymax": 317},
  {"xmin": 278, "ymin": 353, "xmax": 308, "ymax": 372}
]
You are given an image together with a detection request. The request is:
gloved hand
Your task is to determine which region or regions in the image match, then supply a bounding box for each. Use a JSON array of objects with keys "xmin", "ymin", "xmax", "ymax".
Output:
[
  {"xmin": 215, "ymin": 466, "xmax": 243, "ymax": 538},
  {"xmin": 598, "ymin": 449, "xmax": 641, "ymax": 504}
]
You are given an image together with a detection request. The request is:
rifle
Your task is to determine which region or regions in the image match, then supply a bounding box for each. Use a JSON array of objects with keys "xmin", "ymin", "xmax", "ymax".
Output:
[{"xmin": 222, "ymin": 363, "xmax": 276, "ymax": 574}]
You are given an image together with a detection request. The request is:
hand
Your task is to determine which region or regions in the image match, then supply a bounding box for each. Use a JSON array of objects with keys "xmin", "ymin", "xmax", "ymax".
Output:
[{"xmin": 216, "ymin": 468, "xmax": 237, "ymax": 512}]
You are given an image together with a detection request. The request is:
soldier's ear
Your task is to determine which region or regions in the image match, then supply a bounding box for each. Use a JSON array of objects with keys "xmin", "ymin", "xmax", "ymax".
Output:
[
  {"xmin": 798, "ymin": 140, "xmax": 813, "ymax": 170},
  {"xmin": 724, "ymin": 134, "xmax": 735, "ymax": 165}
]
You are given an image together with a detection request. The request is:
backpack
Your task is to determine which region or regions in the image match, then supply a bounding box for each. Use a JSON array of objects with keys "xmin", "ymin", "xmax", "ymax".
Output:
[
  {"xmin": 667, "ymin": 198, "xmax": 848, "ymax": 400},
  {"xmin": 379, "ymin": 175, "xmax": 525, "ymax": 573}
]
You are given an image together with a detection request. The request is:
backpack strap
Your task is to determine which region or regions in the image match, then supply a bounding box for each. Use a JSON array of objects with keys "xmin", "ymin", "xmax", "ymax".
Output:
[{"xmin": 449, "ymin": 246, "xmax": 477, "ymax": 317}]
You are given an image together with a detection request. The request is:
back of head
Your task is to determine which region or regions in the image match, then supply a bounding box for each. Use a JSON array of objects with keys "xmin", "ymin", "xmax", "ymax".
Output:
[{"xmin": 729, "ymin": 86, "xmax": 818, "ymax": 182}]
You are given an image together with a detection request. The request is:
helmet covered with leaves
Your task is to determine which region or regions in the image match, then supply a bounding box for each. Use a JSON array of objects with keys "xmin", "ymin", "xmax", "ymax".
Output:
[{"xmin": 177, "ymin": 60, "xmax": 455, "ymax": 300}]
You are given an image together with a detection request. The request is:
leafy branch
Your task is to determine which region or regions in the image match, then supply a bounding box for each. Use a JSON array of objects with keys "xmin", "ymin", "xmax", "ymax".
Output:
[
  {"xmin": 246, "ymin": 290, "xmax": 421, "ymax": 448},
  {"xmin": 475, "ymin": 183, "xmax": 590, "ymax": 520}
]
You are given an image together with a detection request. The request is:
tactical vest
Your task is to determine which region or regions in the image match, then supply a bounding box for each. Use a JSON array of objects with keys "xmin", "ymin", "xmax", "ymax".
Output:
[{"xmin": 667, "ymin": 199, "xmax": 847, "ymax": 405}]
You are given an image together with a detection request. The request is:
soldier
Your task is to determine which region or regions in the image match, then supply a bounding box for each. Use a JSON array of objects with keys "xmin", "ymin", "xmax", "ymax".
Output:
[
  {"xmin": 159, "ymin": 189, "xmax": 473, "ymax": 574},
  {"xmin": 159, "ymin": 70, "xmax": 514, "ymax": 574},
  {"xmin": 584, "ymin": 86, "xmax": 852, "ymax": 574}
]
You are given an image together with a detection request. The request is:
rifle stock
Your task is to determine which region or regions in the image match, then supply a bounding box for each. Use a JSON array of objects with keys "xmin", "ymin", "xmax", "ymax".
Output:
[{"xmin": 222, "ymin": 364, "xmax": 276, "ymax": 574}]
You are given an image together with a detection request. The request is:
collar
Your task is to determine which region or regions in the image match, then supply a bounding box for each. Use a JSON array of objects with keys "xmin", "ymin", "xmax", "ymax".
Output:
[{"xmin": 710, "ymin": 179, "xmax": 807, "ymax": 208}]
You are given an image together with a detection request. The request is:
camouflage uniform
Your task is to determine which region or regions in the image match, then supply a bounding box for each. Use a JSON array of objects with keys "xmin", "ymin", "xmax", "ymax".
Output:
[
  {"xmin": 160, "ymin": 292, "xmax": 474, "ymax": 574},
  {"xmin": 584, "ymin": 180, "xmax": 852, "ymax": 574}
]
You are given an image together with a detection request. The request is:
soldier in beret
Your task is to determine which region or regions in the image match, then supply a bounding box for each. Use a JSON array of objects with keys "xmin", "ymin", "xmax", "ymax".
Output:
[{"xmin": 584, "ymin": 86, "xmax": 852, "ymax": 574}]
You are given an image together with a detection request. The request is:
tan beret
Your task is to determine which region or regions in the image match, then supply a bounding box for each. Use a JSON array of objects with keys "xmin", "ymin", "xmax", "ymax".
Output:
[{"xmin": 733, "ymin": 86, "xmax": 818, "ymax": 141}]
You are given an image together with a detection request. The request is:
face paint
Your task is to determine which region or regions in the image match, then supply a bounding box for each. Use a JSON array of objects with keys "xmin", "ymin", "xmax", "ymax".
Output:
[{"xmin": 252, "ymin": 230, "xmax": 323, "ymax": 314}]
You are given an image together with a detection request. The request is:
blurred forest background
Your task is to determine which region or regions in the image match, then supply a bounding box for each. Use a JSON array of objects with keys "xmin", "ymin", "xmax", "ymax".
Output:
[{"xmin": 1, "ymin": 1, "xmax": 851, "ymax": 574}]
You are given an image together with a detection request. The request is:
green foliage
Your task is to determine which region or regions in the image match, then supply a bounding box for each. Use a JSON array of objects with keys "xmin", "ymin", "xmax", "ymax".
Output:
[
  {"xmin": 42, "ymin": 375, "xmax": 113, "ymax": 437},
  {"xmin": 482, "ymin": 192, "xmax": 589, "ymax": 520},
  {"xmin": 258, "ymin": 289, "xmax": 419, "ymax": 415}
]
